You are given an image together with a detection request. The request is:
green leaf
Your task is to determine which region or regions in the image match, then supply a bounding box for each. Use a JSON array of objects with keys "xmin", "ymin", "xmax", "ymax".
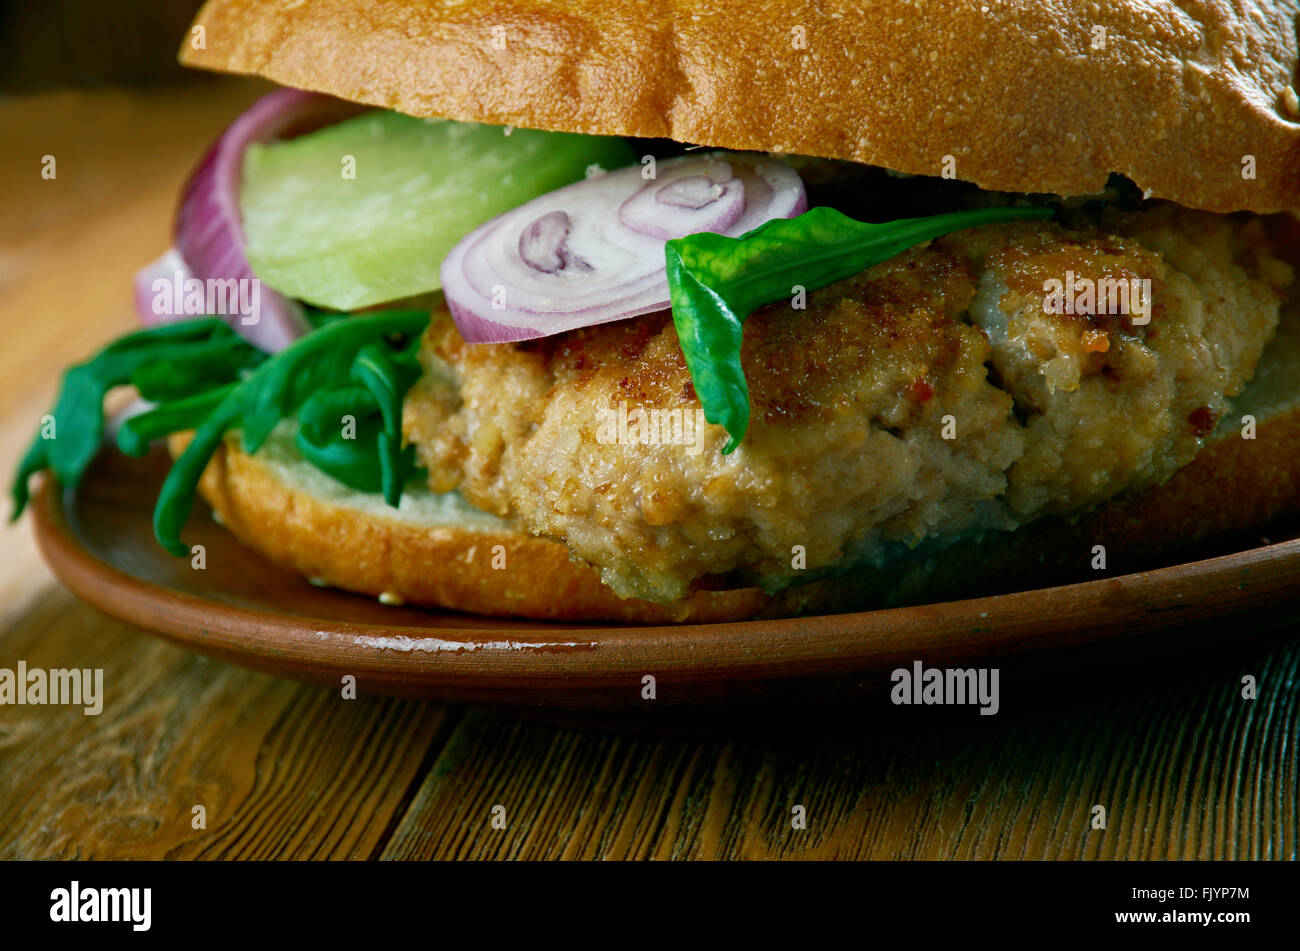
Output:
[
  {"xmin": 665, "ymin": 204, "xmax": 1055, "ymax": 452},
  {"xmin": 156, "ymin": 309, "xmax": 430, "ymax": 556},
  {"xmin": 296, "ymin": 385, "xmax": 377, "ymax": 445},
  {"xmin": 12, "ymin": 319, "xmax": 247, "ymax": 502},
  {"xmin": 351, "ymin": 343, "xmax": 405, "ymax": 434},
  {"xmin": 375, "ymin": 431, "xmax": 417, "ymax": 507},
  {"xmin": 44, "ymin": 364, "xmax": 114, "ymax": 485},
  {"xmin": 116, "ymin": 384, "xmax": 238, "ymax": 457},
  {"xmin": 239, "ymin": 310, "xmax": 427, "ymax": 452},
  {"xmin": 154, "ymin": 385, "xmax": 249, "ymax": 557},
  {"xmin": 128, "ymin": 337, "xmax": 263, "ymax": 402},
  {"xmin": 9, "ymin": 310, "xmax": 432, "ymax": 557},
  {"xmin": 351, "ymin": 341, "xmax": 422, "ymax": 505},
  {"xmin": 293, "ymin": 414, "xmax": 385, "ymax": 494},
  {"xmin": 104, "ymin": 318, "xmax": 230, "ymax": 347}
]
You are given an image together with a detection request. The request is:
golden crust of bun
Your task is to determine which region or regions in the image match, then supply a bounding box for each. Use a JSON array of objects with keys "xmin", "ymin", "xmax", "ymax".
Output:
[{"xmin": 181, "ymin": 0, "xmax": 1300, "ymax": 213}]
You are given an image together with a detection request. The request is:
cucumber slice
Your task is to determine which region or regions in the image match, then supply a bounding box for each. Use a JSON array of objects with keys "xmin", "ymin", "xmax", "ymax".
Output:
[{"xmin": 240, "ymin": 113, "xmax": 636, "ymax": 311}]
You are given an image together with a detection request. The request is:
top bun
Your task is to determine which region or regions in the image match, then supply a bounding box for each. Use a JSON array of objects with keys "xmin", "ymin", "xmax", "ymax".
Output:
[{"xmin": 182, "ymin": 0, "xmax": 1300, "ymax": 213}]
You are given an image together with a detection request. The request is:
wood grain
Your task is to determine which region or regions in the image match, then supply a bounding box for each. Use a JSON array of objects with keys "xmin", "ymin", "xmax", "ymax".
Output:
[
  {"xmin": 2, "ymin": 83, "xmax": 1298, "ymax": 861},
  {"xmin": 380, "ymin": 636, "xmax": 1300, "ymax": 860},
  {"xmin": 0, "ymin": 587, "xmax": 450, "ymax": 860}
]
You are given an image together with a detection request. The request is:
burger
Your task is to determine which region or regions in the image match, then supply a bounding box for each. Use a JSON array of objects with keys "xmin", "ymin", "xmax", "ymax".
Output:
[{"xmin": 11, "ymin": 0, "xmax": 1300, "ymax": 623}]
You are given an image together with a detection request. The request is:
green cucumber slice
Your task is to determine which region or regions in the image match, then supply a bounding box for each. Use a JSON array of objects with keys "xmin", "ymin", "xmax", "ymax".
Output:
[{"xmin": 240, "ymin": 112, "xmax": 636, "ymax": 310}]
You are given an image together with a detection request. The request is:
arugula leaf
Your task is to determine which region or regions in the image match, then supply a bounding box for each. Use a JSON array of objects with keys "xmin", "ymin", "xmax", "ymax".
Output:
[
  {"xmin": 44, "ymin": 365, "xmax": 112, "ymax": 486},
  {"xmin": 665, "ymin": 204, "xmax": 1055, "ymax": 452},
  {"xmin": 128, "ymin": 337, "xmax": 263, "ymax": 403},
  {"xmin": 294, "ymin": 413, "xmax": 386, "ymax": 493},
  {"xmin": 293, "ymin": 413, "xmax": 420, "ymax": 498},
  {"xmin": 296, "ymin": 385, "xmax": 377, "ymax": 445},
  {"xmin": 47, "ymin": 328, "xmax": 244, "ymax": 484},
  {"xmin": 238, "ymin": 310, "xmax": 426, "ymax": 452},
  {"xmin": 351, "ymin": 342, "xmax": 412, "ymax": 505},
  {"xmin": 290, "ymin": 341, "xmax": 422, "ymax": 502},
  {"xmin": 152, "ymin": 310, "xmax": 429, "ymax": 556},
  {"xmin": 10, "ymin": 310, "xmax": 432, "ymax": 561},
  {"xmin": 117, "ymin": 384, "xmax": 238, "ymax": 457},
  {"xmin": 9, "ymin": 319, "xmax": 254, "ymax": 511},
  {"xmin": 153, "ymin": 384, "xmax": 251, "ymax": 556}
]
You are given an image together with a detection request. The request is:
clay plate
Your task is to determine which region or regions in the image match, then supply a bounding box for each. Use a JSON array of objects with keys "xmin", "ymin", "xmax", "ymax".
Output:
[{"xmin": 29, "ymin": 446, "xmax": 1300, "ymax": 711}]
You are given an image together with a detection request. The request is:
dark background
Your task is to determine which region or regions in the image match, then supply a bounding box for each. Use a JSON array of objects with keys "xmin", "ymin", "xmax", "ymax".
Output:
[{"xmin": 0, "ymin": 0, "xmax": 207, "ymax": 91}]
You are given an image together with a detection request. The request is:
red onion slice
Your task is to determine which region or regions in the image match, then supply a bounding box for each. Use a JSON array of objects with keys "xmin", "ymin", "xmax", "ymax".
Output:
[
  {"xmin": 441, "ymin": 153, "xmax": 806, "ymax": 343},
  {"xmin": 167, "ymin": 89, "xmax": 358, "ymax": 352},
  {"xmin": 618, "ymin": 158, "xmax": 745, "ymax": 239}
]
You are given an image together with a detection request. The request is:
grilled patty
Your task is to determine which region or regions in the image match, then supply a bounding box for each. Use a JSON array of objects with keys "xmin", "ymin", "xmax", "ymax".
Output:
[{"xmin": 403, "ymin": 202, "xmax": 1290, "ymax": 602}]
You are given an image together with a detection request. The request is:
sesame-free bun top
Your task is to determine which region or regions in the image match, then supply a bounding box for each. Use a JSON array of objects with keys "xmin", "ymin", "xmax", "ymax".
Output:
[{"xmin": 180, "ymin": 0, "xmax": 1300, "ymax": 214}]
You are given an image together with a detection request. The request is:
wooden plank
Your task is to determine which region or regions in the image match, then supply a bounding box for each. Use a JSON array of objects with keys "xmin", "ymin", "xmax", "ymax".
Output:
[
  {"xmin": 381, "ymin": 637, "xmax": 1300, "ymax": 859},
  {"xmin": 0, "ymin": 589, "xmax": 452, "ymax": 859}
]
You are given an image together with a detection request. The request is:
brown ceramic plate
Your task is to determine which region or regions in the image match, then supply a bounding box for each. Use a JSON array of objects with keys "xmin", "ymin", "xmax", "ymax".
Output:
[{"xmin": 30, "ymin": 445, "xmax": 1300, "ymax": 711}]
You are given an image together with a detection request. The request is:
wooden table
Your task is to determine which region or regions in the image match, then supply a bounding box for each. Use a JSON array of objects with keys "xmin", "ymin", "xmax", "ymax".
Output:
[{"xmin": 2, "ymin": 83, "xmax": 1297, "ymax": 861}]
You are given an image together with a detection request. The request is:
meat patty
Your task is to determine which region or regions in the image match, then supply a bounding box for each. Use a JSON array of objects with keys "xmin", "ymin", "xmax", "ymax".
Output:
[{"xmin": 403, "ymin": 203, "xmax": 1290, "ymax": 602}]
